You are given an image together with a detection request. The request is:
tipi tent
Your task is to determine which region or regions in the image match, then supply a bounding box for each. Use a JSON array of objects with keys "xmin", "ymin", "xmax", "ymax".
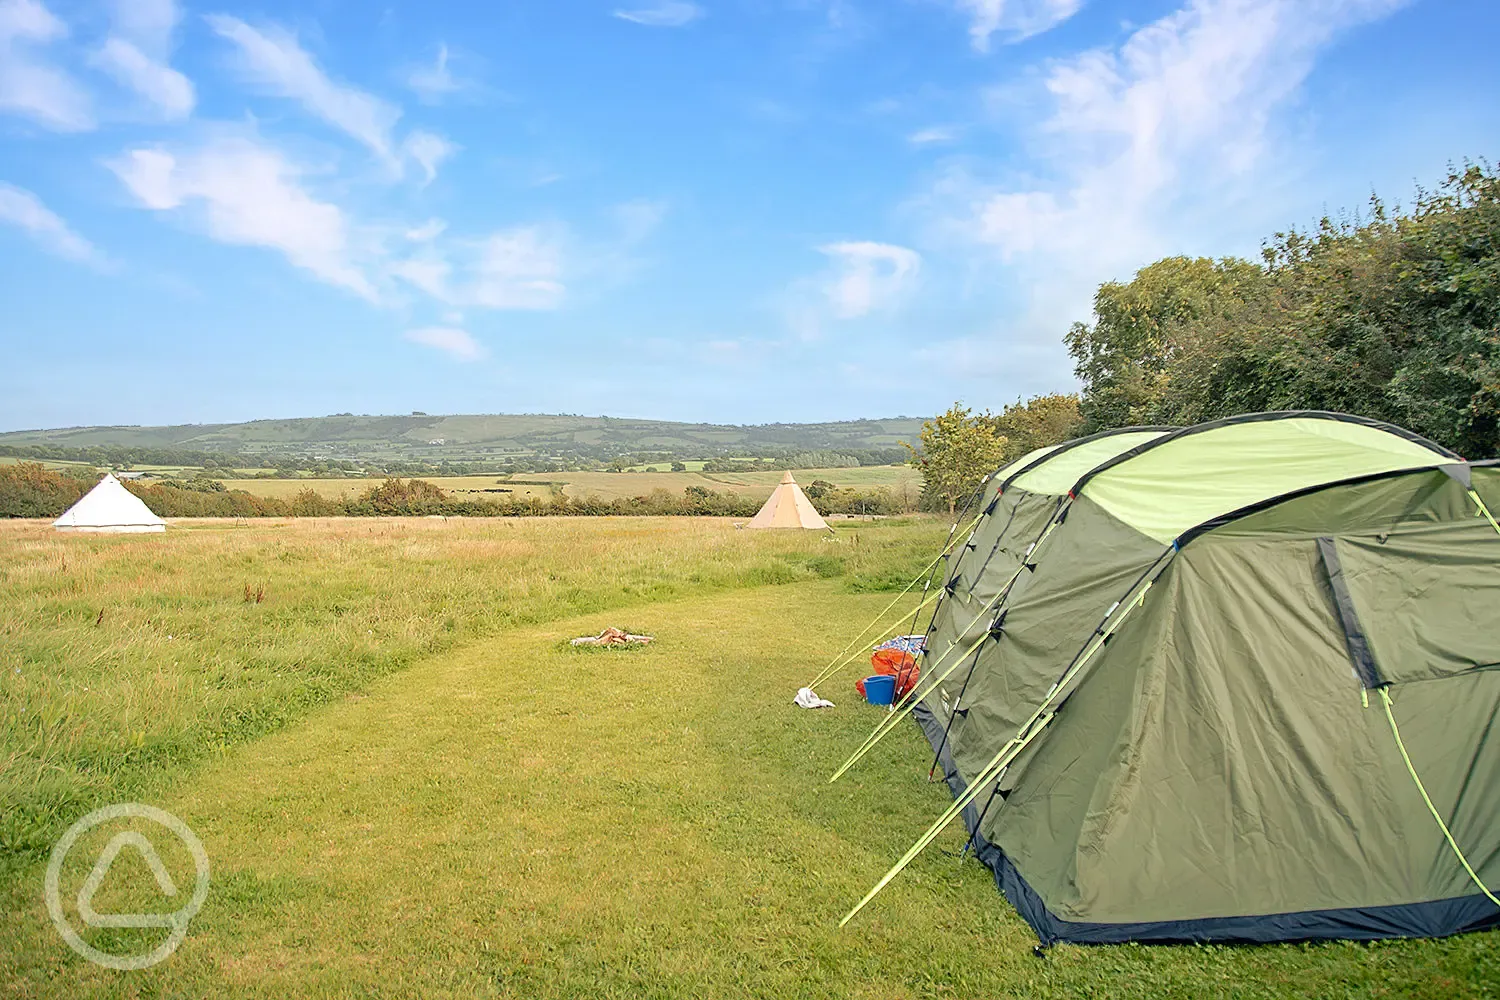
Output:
[
  {"xmin": 748, "ymin": 472, "xmax": 828, "ymax": 530},
  {"xmin": 53, "ymin": 473, "xmax": 166, "ymax": 533},
  {"xmin": 843, "ymin": 412, "xmax": 1500, "ymax": 944}
]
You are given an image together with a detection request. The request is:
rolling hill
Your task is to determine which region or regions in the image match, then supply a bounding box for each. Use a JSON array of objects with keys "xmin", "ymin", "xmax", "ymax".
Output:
[{"xmin": 0, "ymin": 413, "xmax": 927, "ymax": 467}]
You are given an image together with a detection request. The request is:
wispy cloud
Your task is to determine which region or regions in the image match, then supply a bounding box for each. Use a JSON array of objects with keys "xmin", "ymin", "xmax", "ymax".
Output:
[
  {"xmin": 207, "ymin": 15, "xmax": 402, "ymax": 161},
  {"xmin": 93, "ymin": 38, "xmax": 194, "ymax": 119},
  {"xmin": 391, "ymin": 225, "xmax": 566, "ymax": 311},
  {"xmin": 958, "ymin": 0, "xmax": 1085, "ymax": 52},
  {"xmin": 0, "ymin": 181, "xmax": 103, "ymax": 263},
  {"xmin": 402, "ymin": 130, "xmax": 458, "ymax": 186},
  {"xmin": 470, "ymin": 228, "xmax": 566, "ymax": 309},
  {"xmin": 109, "ymin": 136, "xmax": 376, "ymax": 299},
  {"xmin": 817, "ymin": 241, "xmax": 921, "ymax": 319},
  {"xmin": 952, "ymin": 0, "xmax": 1407, "ymax": 263},
  {"xmin": 919, "ymin": 0, "xmax": 1409, "ymax": 377},
  {"xmin": 404, "ymin": 325, "xmax": 484, "ymax": 361},
  {"xmin": 0, "ymin": 0, "xmax": 93, "ymax": 131},
  {"xmin": 908, "ymin": 126, "xmax": 957, "ymax": 145},
  {"xmin": 94, "ymin": 0, "xmax": 193, "ymax": 119},
  {"xmin": 406, "ymin": 44, "xmax": 467, "ymax": 103},
  {"xmin": 208, "ymin": 16, "xmax": 458, "ymax": 182},
  {"xmin": 613, "ymin": 2, "xmax": 703, "ymax": 28}
]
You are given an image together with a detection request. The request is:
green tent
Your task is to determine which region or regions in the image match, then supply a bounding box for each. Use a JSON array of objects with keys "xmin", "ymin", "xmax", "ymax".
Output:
[{"xmin": 876, "ymin": 412, "xmax": 1500, "ymax": 943}]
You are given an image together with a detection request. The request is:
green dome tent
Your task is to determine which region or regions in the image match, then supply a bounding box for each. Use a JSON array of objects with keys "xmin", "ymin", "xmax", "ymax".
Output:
[{"xmin": 844, "ymin": 412, "xmax": 1500, "ymax": 944}]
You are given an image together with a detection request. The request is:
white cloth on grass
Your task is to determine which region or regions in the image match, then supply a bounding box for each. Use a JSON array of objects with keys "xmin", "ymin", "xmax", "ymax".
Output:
[{"xmin": 793, "ymin": 687, "xmax": 835, "ymax": 709}]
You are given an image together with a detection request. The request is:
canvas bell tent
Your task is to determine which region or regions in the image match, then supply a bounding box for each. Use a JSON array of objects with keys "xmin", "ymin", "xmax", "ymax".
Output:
[
  {"xmin": 53, "ymin": 473, "xmax": 166, "ymax": 533},
  {"xmin": 748, "ymin": 472, "xmax": 828, "ymax": 530},
  {"xmin": 838, "ymin": 412, "xmax": 1500, "ymax": 944}
]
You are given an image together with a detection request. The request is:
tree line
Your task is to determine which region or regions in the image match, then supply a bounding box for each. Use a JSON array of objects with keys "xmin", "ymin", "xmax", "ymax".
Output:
[
  {"xmin": 0, "ymin": 463, "xmax": 913, "ymax": 520},
  {"xmin": 1066, "ymin": 162, "xmax": 1498, "ymax": 458}
]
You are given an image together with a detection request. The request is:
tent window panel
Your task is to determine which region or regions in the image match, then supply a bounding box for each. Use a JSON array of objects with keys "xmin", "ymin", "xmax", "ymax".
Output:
[{"xmin": 1324, "ymin": 525, "xmax": 1500, "ymax": 687}]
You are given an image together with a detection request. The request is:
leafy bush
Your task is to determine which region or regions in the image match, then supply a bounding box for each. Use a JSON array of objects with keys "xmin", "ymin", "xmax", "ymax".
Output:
[{"xmin": 0, "ymin": 463, "xmax": 88, "ymax": 518}]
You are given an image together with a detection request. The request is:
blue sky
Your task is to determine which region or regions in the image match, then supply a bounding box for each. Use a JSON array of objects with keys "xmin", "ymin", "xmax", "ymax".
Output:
[{"xmin": 0, "ymin": 0, "xmax": 1496, "ymax": 431}]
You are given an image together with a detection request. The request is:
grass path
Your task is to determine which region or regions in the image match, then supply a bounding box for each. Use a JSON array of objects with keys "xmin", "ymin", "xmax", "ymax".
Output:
[{"xmin": 3, "ymin": 582, "xmax": 1496, "ymax": 998}]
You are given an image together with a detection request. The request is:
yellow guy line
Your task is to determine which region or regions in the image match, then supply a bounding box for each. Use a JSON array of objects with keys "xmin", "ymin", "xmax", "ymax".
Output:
[
  {"xmin": 1469, "ymin": 490, "xmax": 1500, "ymax": 537},
  {"xmin": 1379, "ymin": 687, "xmax": 1500, "ymax": 907},
  {"xmin": 829, "ymin": 510, "xmax": 1071, "ymax": 782},
  {"xmin": 838, "ymin": 575, "xmax": 1156, "ymax": 926},
  {"xmin": 808, "ymin": 588, "xmax": 943, "ymax": 693},
  {"xmin": 806, "ymin": 511, "xmax": 985, "ymax": 691}
]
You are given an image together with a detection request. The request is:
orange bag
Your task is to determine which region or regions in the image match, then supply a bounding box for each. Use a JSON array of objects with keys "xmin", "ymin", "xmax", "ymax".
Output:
[{"xmin": 856, "ymin": 647, "xmax": 921, "ymax": 701}]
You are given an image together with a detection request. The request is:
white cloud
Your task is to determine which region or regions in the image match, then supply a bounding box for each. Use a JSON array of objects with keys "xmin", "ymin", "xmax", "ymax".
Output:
[
  {"xmin": 93, "ymin": 38, "xmax": 194, "ymax": 119},
  {"xmin": 389, "ymin": 255, "xmax": 451, "ymax": 299},
  {"xmin": 0, "ymin": 0, "xmax": 93, "ymax": 131},
  {"xmin": 109, "ymin": 0, "xmax": 179, "ymax": 55},
  {"xmin": 406, "ymin": 44, "xmax": 463, "ymax": 103},
  {"xmin": 391, "ymin": 225, "xmax": 566, "ymax": 311},
  {"xmin": 405, "ymin": 218, "xmax": 446, "ymax": 242},
  {"xmin": 613, "ymin": 2, "xmax": 702, "ymax": 27},
  {"xmin": 0, "ymin": 182, "xmax": 102, "ymax": 263},
  {"xmin": 402, "ymin": 129, "xmax": 458, "ymax": 185},
  {"xmin": 109, "ymin": 136, "xmax": 376, "ymax": 299},
  {"xmin": 958, "ymin": 0, "xmax": 1084, "ymax": 52},
  {"xmin": 207, "ymin": 15, "xmax": 402, "ymax": 163},
  {"xmin": 471, "ymin": 228, "xmax": 566, "ymax": 309},
  {"xmin": 924, "ymin": 0, "xmax": 1409, "ymax": 351},
  {"xmin": 404, "ymin": 325, "xmax": 484, "ymax": 361},
  {"xmin": 908, "ymin": 126, "xmax": 957, "ymax": 145},
  {"xmin": 817, "ymin": 241, "xmax": 921, "ymax": 319},
  {"xmin": 966, "ymin": 0, "xmax": 1405, "ymax": 258},
  {"xmin": 95, "ymin": 0, "xmax": 193, "ymax": 119}
]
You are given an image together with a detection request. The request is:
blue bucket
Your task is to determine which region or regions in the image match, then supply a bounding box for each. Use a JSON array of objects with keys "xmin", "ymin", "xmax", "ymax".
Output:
[{"xmin": 863, "ymin": 674, "xmax": 896, "ymax": 706}]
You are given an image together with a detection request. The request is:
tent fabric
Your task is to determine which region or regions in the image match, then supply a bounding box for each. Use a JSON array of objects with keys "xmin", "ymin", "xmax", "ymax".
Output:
[
  {"xmin": 1076, "ymin": 413, "xmax": 1458, "ymax": 544},
  {"xmin": 1005, "ymin": 428, "xmax": 1174, "ymax": 495},
  {"xmin": 53, "ymin": 474, "xmax": 166, "ymax": 533},
  {"xmin": 1319, "ymin": 528, "xmax": 1500, "ymax": 687},
  {"xmin": 747, "ymin": 472, "xmax": 829, "ymax": 530},
  {"xmin": 878, "ymin": 413, "xmax": 1500, "ymax": 945}
]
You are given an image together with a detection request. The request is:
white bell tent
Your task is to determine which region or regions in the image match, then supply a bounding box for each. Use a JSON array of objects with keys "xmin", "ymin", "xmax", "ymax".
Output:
[{"xmin": 53, "ymin": 473, "xmax": 167, "ymax": 533}]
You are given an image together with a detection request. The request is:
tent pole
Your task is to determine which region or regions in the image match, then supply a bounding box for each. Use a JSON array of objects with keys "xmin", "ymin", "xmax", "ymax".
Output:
[
  {"xmin": 841, "ymin": 550, "xmax": 1173, "ymax": 925},
  {"xmin": 831, "ymin": 500, "xmax": 1076, "ymax": 783},
  {"xmin": 805, "ymin": 510, "xmax": 982, "ymax": 691},
  {"xmin": 925, "ymin": 495, "xmax": 1068, "ymax": 781}
]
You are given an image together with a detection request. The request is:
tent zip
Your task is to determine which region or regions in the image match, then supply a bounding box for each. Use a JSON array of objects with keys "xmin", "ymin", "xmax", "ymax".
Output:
[
  {"xmin": 1378, "ymin": 686, "xmax": 1500, "ymax": 908},
  {"xmin": 838, "ymin": 546, "xmax": 1173, "ymax": 927},
  {"xmin": 829, "ymin": 500, "xmax": 1075, "ymax": 782}
]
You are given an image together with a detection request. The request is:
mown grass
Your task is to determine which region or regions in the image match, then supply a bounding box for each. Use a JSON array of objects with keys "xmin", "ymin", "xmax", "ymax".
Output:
[
  {"xmin": 2, "ymin": 582, "xmax": 1494, "ymax": 998},
  {"xmin": 0, "ymin": 515, "xmax": 944, "ymax": 878}
]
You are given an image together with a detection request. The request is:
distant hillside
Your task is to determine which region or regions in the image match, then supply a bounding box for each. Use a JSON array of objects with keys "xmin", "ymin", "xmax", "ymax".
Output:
[{"xmin": 0, "ymin": 413, "xmax": 927, "ymax": 470}]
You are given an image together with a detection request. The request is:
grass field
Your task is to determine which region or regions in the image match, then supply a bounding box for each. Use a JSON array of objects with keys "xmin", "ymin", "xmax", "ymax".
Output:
[
  {"xmin": 217, "ymin": 466, "xmax": 918, "ymax": 503},
  {"xmin": 2, "ymin": 517, "xmax": 1495, "ymax": 998}
]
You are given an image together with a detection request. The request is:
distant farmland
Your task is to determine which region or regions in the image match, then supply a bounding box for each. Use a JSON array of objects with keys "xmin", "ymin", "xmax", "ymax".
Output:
[{"xmin": 221, "ymin": 466, "xmax": 920, "ymax": 503}]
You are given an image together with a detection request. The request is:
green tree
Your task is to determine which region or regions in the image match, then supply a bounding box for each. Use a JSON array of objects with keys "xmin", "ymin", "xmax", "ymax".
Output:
[
  {"xmin": 1066, "ymin": 256, "xmax": 1265, "ymax": 431},
  {"xmin": 1072, "ymin": 163, "xmax": 1500, "ymax": 457},
  {"xmin": 994, "ymin": 393, "xmax": 1086, "ymax": 460},
  {"xmin": 905, "ymin": 404, "xmax": 1009, "ymax": 514}
]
